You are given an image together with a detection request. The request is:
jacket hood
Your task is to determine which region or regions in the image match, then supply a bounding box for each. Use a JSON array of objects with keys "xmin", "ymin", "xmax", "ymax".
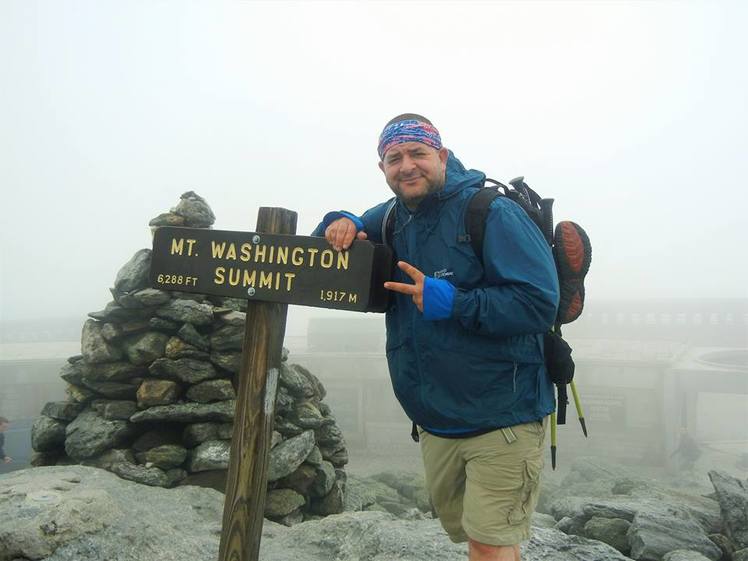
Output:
[{"xmin": 438, "ymin": 151, "xmax": 486, "ymax": 199}]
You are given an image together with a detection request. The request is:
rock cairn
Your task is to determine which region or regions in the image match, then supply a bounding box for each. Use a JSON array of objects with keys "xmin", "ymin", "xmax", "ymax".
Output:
[{"xmin": 30, "ymin": 192, "xmax": 349, "ymax": 525}]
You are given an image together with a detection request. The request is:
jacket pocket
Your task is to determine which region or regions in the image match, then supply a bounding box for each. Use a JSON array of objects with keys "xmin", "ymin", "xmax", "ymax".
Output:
[{"xmin": 424, "ymin": 320, "xmax": 544, "ymax": 364}]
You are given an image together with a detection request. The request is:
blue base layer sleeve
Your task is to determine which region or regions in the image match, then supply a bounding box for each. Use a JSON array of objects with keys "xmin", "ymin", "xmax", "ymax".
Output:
[{"xmin": 423, "ymin": 277, "xmax": 456, "ymax": 321}]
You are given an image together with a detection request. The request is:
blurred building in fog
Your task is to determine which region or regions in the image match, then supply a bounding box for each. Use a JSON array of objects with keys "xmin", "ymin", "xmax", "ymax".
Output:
[
  {"xmin": 0, "ymin": 320, "xmax": 79, "ymax": 469},
  {"xmin": 295, "ymin": 298, "xmax": 748, "ymax": 468},
  {"xmin": 1, "ymin": 299, "xmax": 746, "ymax": 471}
]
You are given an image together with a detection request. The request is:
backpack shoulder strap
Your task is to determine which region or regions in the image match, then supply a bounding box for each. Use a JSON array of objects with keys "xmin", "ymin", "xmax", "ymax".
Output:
[
  {"xmin": 466, "ymin": 185, "xmax": 501, "ymax": 260},
  {"xmin": 381, "ymin": 199, "xmax": 398, "ymax": 248}
]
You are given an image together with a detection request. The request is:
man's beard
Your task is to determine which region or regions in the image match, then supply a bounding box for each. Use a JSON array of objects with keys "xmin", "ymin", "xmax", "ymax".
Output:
[{"xmin": 390, "ymin": 176, "xmax": 444, "ymax": 209}]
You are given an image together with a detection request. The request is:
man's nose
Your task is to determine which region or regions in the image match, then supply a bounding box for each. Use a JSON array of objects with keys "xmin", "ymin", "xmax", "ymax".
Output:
[{"xmin": 400, "ymin": 155, "xmax": 416, "ymax": 173}]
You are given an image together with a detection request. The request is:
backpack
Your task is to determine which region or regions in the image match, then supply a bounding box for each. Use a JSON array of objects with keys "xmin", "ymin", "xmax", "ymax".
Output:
[{"xmin": 382, "ymin": 177, "xmax": 592, "ymax": 446}]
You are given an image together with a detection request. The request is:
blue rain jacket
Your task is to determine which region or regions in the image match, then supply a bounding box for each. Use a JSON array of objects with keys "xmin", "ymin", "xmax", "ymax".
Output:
[{"xmin": 313, "ymin": 152, "xmax": 559, "ymax": 431}]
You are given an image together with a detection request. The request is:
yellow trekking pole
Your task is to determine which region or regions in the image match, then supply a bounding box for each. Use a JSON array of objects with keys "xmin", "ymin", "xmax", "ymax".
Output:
[
  {"xmin": 550, "ymin": 413, "xmax": 558, "ymax": 470},
  {"xmin": 537, "ymin": 196, "xmax": 591, "ymax": 466},
  {"xmin": 570, "ymin": 380, "xmax": 588, "ymax": 437}
]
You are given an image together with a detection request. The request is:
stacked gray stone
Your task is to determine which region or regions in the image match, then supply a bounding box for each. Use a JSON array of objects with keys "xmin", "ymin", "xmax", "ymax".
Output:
[{"xmin": 29, "ymin": 192, "xmax": 349, "ymax": 525}]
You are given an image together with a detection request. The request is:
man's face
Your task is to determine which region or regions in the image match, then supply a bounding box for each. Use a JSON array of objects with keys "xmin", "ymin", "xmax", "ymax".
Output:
[
  {"xmin": 378, "ymin": 142, "xmax": 448, "ymax": 209},
  {"xmin": 0, "ymin": 423, "xmax": 7, "ymax": 433}
]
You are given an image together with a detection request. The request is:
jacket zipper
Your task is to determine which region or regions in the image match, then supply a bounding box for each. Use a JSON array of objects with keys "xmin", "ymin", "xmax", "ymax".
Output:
[{"xmin": 406, "ymin": 212, "xmax": 427, "ymax": 420}]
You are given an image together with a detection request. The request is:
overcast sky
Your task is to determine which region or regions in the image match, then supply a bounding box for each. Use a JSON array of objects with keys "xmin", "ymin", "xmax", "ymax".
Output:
[{"xmin": 1, "ymin": 1, "xmax": 746, "ymax": 334}]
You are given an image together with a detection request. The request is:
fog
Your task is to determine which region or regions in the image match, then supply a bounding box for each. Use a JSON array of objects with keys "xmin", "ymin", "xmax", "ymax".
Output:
[
  {"xmin": 1, "ymin": 1, "xmax": 747, "ymax": 326},
  {"xmin": 1, "ymin": 2, "xmax": 747, "ymax": 480}
]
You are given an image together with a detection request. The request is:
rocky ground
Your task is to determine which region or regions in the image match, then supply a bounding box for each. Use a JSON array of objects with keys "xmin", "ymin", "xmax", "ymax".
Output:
[{"xmin": 1, "ymin": 458, "xmax": 746, "ymax": 561}]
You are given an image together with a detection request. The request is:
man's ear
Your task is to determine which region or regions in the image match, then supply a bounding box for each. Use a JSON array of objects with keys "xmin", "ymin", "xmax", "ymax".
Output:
[
  {"xmin": 378, "ymin": 160, "xmax": 385, "ymax": 173},
  {"xmin": 438, "ymin": 147, "xmax": 449, "ymax": 165}
]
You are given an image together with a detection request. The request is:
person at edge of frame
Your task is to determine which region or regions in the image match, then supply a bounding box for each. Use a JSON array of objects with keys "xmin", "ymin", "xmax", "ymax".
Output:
[
  {"xmin": 311, "ymin": 114, "xmax": 560, "ymax": 561},
  {"xmin": 0, "ymin": 416, "xmax": 13, "ymax": 465}
]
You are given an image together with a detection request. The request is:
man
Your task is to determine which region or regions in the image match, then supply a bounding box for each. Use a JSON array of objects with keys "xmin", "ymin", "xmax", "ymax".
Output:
[
  {"xmin": 0, "ymin": 416, "xmax": 12, "ymax": 465},
  {"xmin": 670, "ymin": 427, "xmax": 702, "ymax": 472},
  {"xmin": 313, "ymin": 114, "xmax": 559, "ymax": 561}
]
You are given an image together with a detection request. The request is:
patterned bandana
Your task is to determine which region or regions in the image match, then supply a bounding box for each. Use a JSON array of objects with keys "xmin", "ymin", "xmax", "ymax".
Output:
[{"xmin": 377, "ymin": 119, "xmax": 442, "ymax": 159}]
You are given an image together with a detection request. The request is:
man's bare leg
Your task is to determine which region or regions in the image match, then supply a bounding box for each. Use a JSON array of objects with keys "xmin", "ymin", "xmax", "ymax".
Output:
[{"xmin": 468, "ymin": 539, "xmax": 519, "ymax": 561}]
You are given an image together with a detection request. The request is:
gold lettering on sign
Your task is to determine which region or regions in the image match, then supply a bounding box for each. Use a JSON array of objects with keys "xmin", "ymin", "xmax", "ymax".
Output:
[
  {"xmin": 307, "ymin": 248, "xmax": 319, "ymax": 267},
  {"xmin": 320, "ymin": 249, "xmax": 334, "ymax": 269},
  {"xmin": 259, "ymin": 271, "xmax": 273, "ymax": 289},
  {"xmin": 243, "ymin": 269, "xmax": 256, "ymax": 287},
  {"xmin": 240, "ymin": 243, "xmax": 252, "ymax": 262},
  {"xmin": 171, "ymin": 238, "xmax": 184, "ymax": 255},
  {"xmin": 284, "ymin": 272, "xmax": 296, "ymax": 291},
  {"xmin": 196, "ymin": 237, "xmax": 364, "ymax": 299},
  {"xmin": 228, "ymin": 268, "xmax": 241, "ymax": 286},
  {"xmin": 277, "ymin": 246, "xmax": 288, "ymax": 265},
  {"xmin": 337, "ymin": 251, "xmax": 349, "ymax": 270},
  {"xmin": 214, "ymin": 267, "xmax": 226, "ymax": 284},
  {"xmin": 212, "ymin": 241, "xmax": 226, "ymax": 258}
]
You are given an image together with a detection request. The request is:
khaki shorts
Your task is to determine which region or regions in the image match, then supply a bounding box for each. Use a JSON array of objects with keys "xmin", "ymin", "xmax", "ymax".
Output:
[{"xmin": 419, "ymin": 419, "xmax": 547, "ymax": 546}]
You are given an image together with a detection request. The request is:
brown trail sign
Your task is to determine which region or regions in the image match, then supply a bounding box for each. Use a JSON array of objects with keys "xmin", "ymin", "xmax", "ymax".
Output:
[
  {"xmin": 150, "ymin": 224, "xmax": 392, "ymax": 312},
  {"xmin": 149, "ymin": 207, "xmax": 391, "ymax": 561}
]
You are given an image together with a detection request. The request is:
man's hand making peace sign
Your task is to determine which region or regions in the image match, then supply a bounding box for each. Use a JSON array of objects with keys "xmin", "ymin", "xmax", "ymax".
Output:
[{"xmin": 384, "ymin": 261, "xmax": 425, "ymax": 312}]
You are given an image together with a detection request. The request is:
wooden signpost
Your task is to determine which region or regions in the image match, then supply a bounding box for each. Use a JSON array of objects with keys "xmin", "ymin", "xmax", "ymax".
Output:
[{"xmin": 149, "ymin": 207, "xmax": 391, "ymax": 561}]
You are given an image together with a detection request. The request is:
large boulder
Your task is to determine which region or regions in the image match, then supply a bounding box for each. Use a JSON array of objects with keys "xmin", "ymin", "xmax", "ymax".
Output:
[
  {"xmin": 109, "ymin": 462, "xmax": 186, "ymax": 488},
  {"xmin": 210, "ymin": 323, "xmax": 244, "ymax": 351},
  {"xmin": 129, "ymin": 400, "xmax": 235, "ymax": 423},
  {"xmin": 172, "ymin": 190, "xmax": 216, "ymax": 227},
  {"xmin": 136, "ymin": 444, "xmax": 188, "ymax": 470},
  {"xmin": 188, "ymin": 440, "xmax": 231, "ymax": 472},
  {"xmin": 709, "ymin": 470, "xmax": 748, "ymax": 549},
  {"xmin": 114, "ymin": 249, "xmax": 152, "ymax": 293},
  {"xmin": 177, "ymin": 323, "xmax": 210, "ymax": 350},
  {"xmin": 155, "ymin": 299, "xmax": 213, "ymax": 326},
  {"xmin": 80, "ymin": 362, "xmax": 145, "ymax": 383},
  {"xmin": 550, "ymin": 494, "xmax": 721, "ymax": 538},
  {"xmin": 164, "ymin": 336, "xmax": 208, "ymax": 360},
  {"xmin": 131, "ymin": 288, "xmax": 170, "ymax": 307},
  {"xmin": 64, "ymin": 410, "xmax": 134, "ymax": 460},
  {"xmin": 136, "ymin": 379, "xmax": 180, "ymax": 408},
  {"xmin": 186, "ymin": 379, "xmax": 235, "ymax": 403},
  {"xmin": 81, "ymin": 320, "xmax": 122, "ymax": 364},
  {"xmin": 267, "ymin": 430, "xmax": 316, "ymax": 482},
  {"xmin": 265, "ymin": 489, "xmax": 305, "ymax": 519},
  {"xmin": 31, "ymin": 416, "xmax": 68, "ymax": 452},
  {"xmin": 627, "ymin": 507, "xmax": 722, "ymax": 560},
  {"xmin": 121, "ymin": 332, "xmax": 169, "ymax": 365},
  {"xmin": 148, "ymin": 357, "xmax": 218, "ymax": 384},
  {"xmin": 41, "ymin": 401, "xmax": 85, "ymax": 421},
  {"xmin": 584, "ymin": 516, "xmax": 631, "ymax": 554},
  {"xmin": 0, "ymin": 466, "xmax": 222, "ymax": 561}
]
